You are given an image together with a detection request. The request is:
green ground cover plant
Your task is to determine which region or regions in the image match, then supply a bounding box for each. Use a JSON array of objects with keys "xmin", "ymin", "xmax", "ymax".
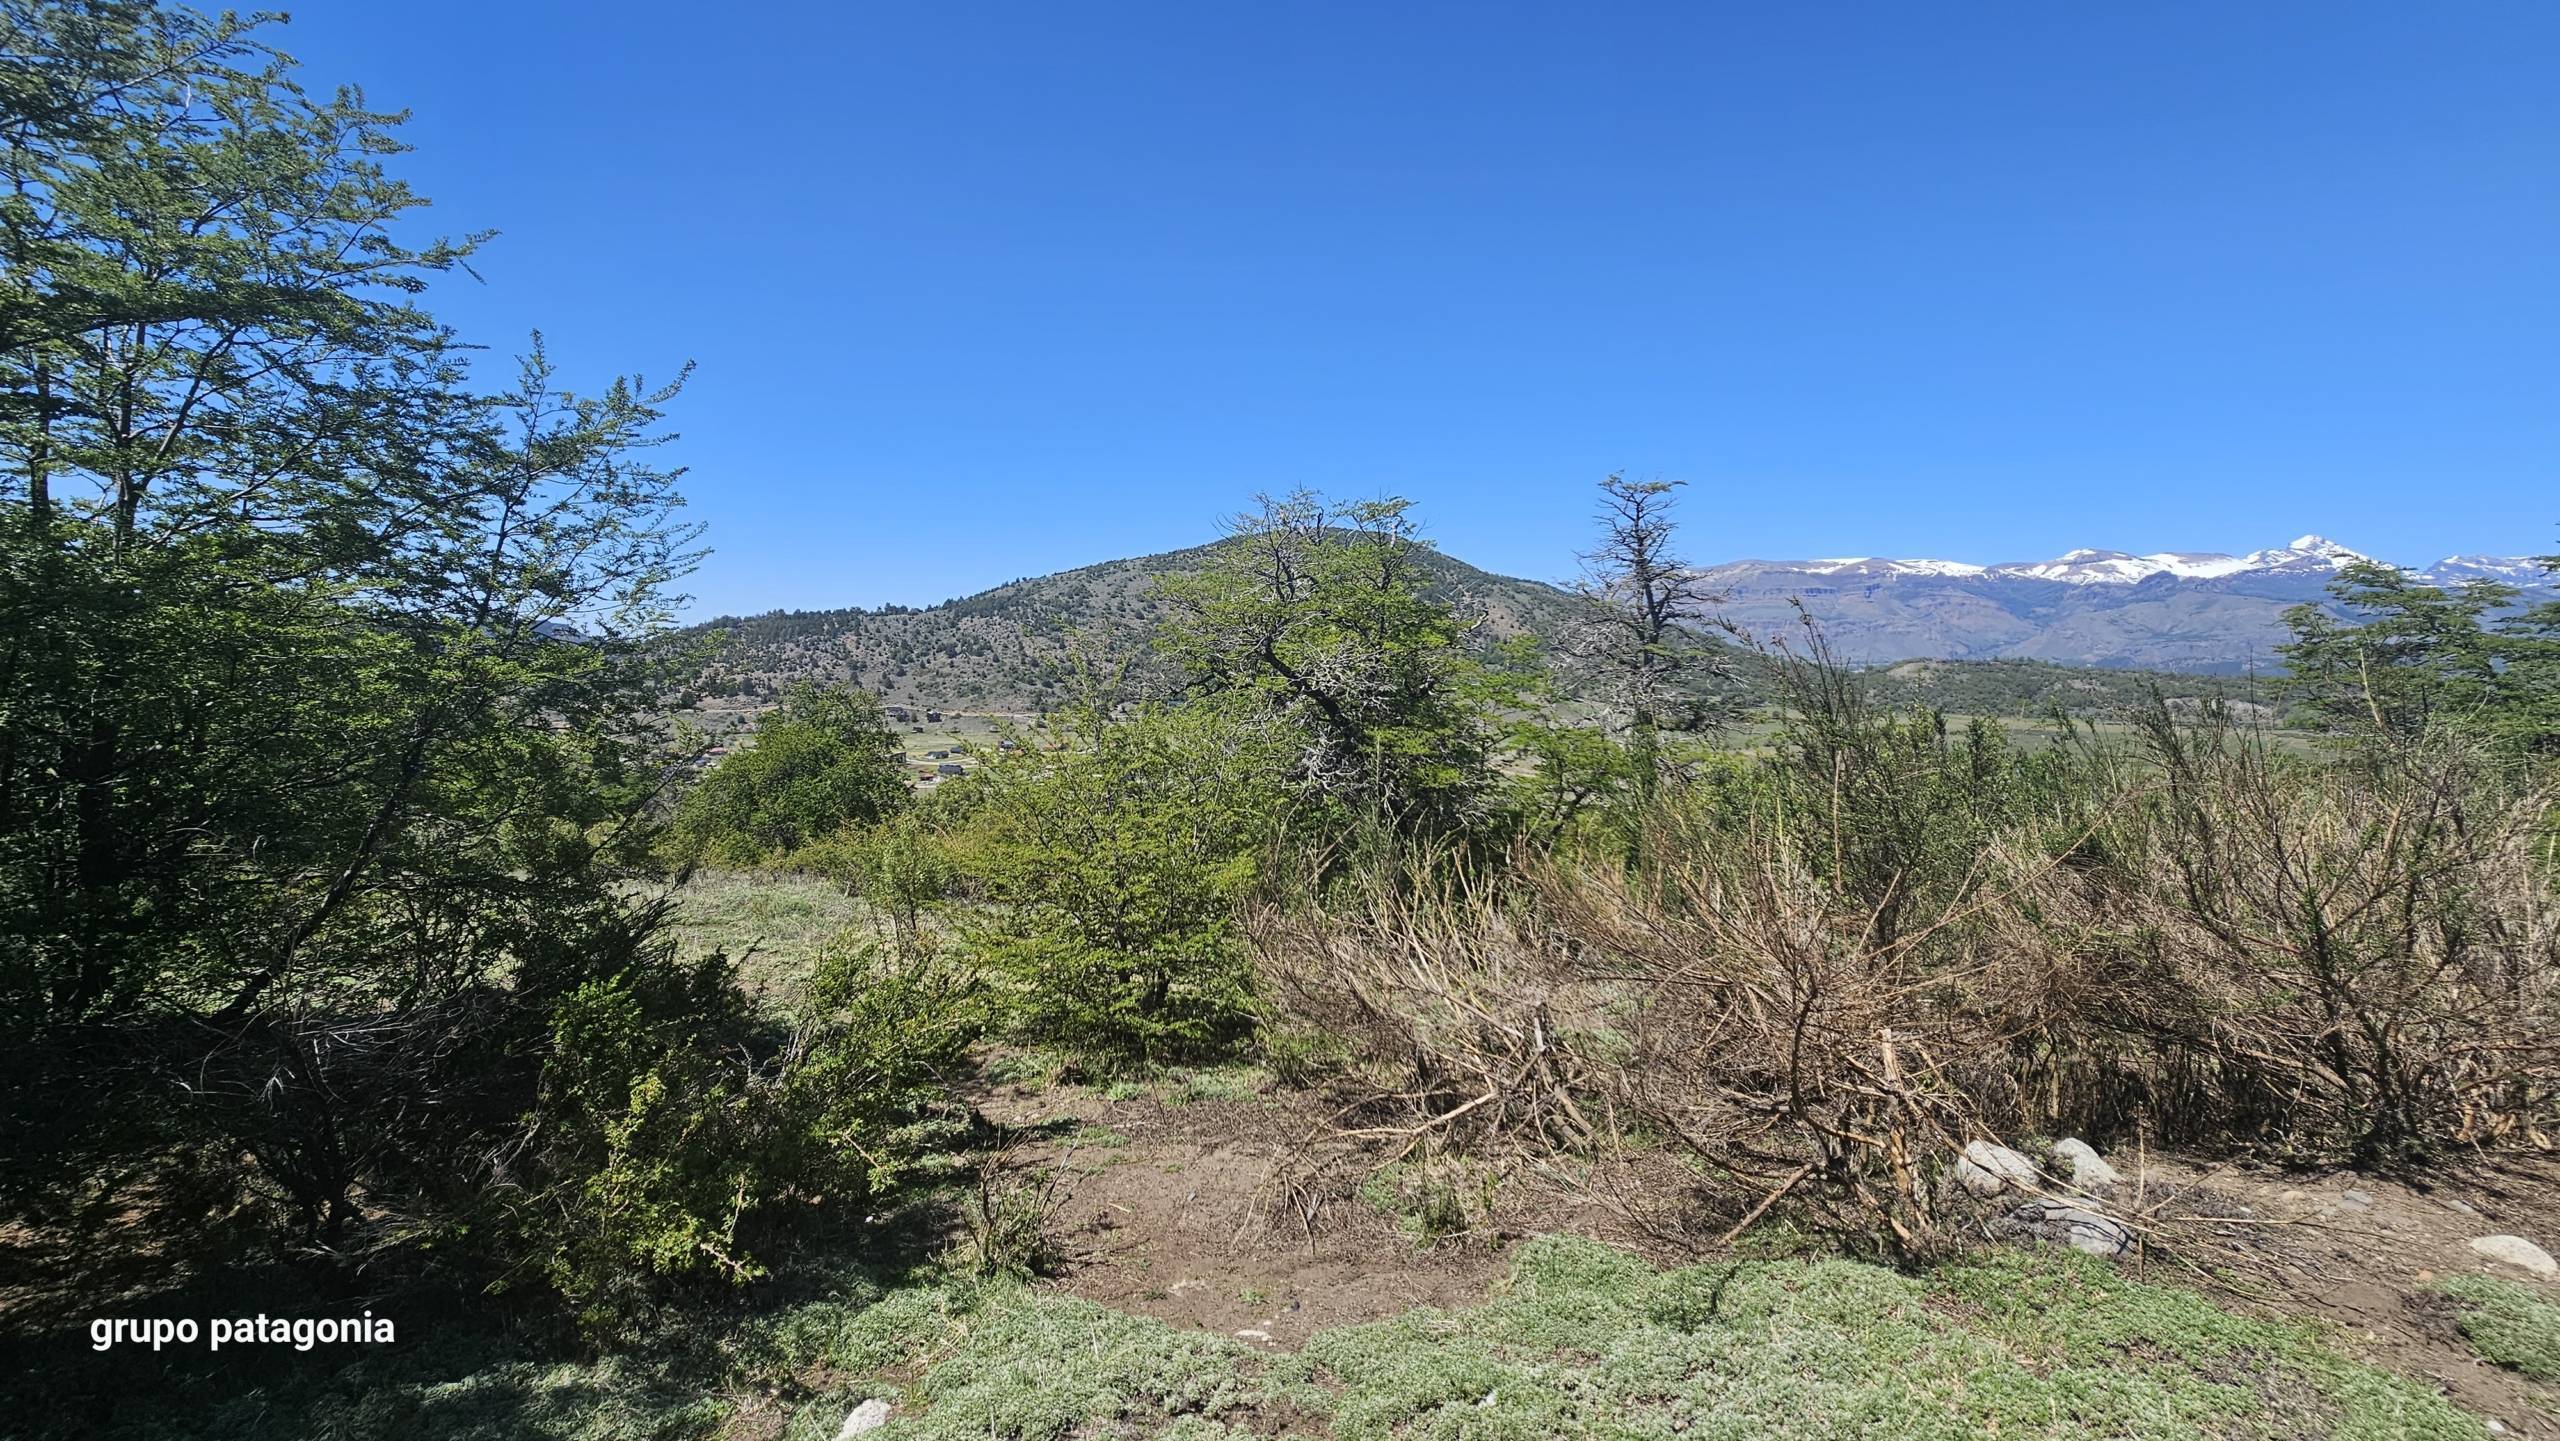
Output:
[{"xmin": 2437, "ymin": 1274, "xmax": 2560, "ymax": 1383}]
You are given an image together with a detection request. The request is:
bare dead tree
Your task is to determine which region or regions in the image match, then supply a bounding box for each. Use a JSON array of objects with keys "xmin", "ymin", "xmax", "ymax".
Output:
[{"xmin": 1564, "ymin": 474, "xmax": 1733, "ymax": 793}]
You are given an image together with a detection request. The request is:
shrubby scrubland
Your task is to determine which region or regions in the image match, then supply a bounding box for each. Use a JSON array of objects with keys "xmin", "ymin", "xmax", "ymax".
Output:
[{"xmin": 6, "ymin": 4, "xmax": 2559, "ymax": 1435}]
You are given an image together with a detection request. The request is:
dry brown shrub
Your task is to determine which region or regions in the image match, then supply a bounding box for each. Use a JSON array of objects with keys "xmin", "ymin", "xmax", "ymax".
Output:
[
  {"xmin": 2029, "ymin": 720, "xmax": 2560, "ymax": 1164},
  {"xmin": 1250, "ymin": 720, "xmax": 2560, "ymax": 1256}
]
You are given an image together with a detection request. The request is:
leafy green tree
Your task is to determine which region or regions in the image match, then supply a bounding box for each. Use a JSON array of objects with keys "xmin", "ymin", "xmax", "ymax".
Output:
[
  {"xmin": 1155, "ymin": 490, "xmax": 1500, "ymax": 837},
  {"xmin": 2280, "ymin": 558, "xmax": 2558, "ymax": 754},
  {"xmin": 0, "ymin": 2, "xmax": 754, "ymax": 1288},
  {"xmin": 670, "ymin": 682, "xmax": 909, "ymax": 865}
]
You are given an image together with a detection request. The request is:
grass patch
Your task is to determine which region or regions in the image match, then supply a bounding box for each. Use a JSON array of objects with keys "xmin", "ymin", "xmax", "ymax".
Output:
[
  {"xmin": 1263, "ymin": 1238, "xmax": 2480, "ymax": 1440},
  {"xmin": 661, "ymin": 868, "xmax": 871, "ymax": 1007},
  {"xmin": 801, "ymin": 1238, "xmax": 2482, "ymax": 1440},
  {"xmin": 20, "ymin": 1235, "xmax": 2490, "ymax": 1440},
  {"xmin": 1171, "ymin": 1065, "xmax": 1266, "ymax": 1104},
  {"xmin": 786, "ymin": 1283, "xmax": 1262, "ymax": 1441},
  {"xmin": 2436, "ymin": 1274, "xmax": 2560, "ymax": 1382}
]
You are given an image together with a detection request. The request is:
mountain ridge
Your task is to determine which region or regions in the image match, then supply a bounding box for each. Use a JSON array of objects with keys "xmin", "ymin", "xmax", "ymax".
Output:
[
  {"xmin": 680, "ymin": 534, "xmax": 2551, "ymax": 719},
  {"xmin": 1697, "ymin": 535, "xmax": 2552, "ymax": 672}
]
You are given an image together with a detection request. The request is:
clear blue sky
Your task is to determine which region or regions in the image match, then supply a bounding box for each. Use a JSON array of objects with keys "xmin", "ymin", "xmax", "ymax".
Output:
[{"xmin": 275, "ymin": 2, "xmax": 2557, "ymax": 617}]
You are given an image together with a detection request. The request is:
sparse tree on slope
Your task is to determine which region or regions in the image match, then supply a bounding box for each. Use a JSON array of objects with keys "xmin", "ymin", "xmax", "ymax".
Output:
[
  {"xmin": 1563, "ymin": 473, "xmax": 1733, "ymax": 794},
  {"xmin": 1155, "ymin": 490, "xmax": 1498, "ymax": 837}
]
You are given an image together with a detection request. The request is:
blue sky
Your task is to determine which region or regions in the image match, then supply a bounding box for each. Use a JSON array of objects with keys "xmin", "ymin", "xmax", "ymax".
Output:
[{"xmin": 276, "ymin": 2, "xmax": 2557, "ymax": 617}]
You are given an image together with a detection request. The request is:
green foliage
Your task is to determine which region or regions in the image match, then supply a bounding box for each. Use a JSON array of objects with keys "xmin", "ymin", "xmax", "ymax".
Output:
[
  {"xmin": 671, "ymin": 684, "xmax": 910, "ymax": 866},
  {"xmin": 1156, "ymin": 491, "xmax": 1507, "ymax": 838},
  {"xmin": 2437, "ymin": 1273, "xmax": 2560, "ymax": 1382},
  {"xmin": 954, "ymin": 1153, "xmax": 1066, "ymax": 1281},
  {"xmin": 1270, "ymin": 1237, "xmax": 2481, "ymax": 1441},
  {"xmin": 13, "ymin": 1219, "xmax": 2494, "ymax": 1440},
  {"xmin": 524, "ymin": 938, "xmax": 982, "ymax": 1336},
  {"xmin": 1716, "ymin": 619, "xmax": 2097, "ymax": 948},
  {"xmin": 2281, "ymin": 559, "xmax": 2560, "ymax": 754},
  {"xmin": 865, "ymin": 1285, "xmax": 1262, "ymax": 1441},
  {"xmin": 946, "ymin": 705, "xmax": 1282, "ymax": 1064},
  {"xmin": 804, "ymin": 808, "xmax": 959, "ymax": 957},
  {"xmin": 0, "ymin": 1, "xmax": 733, "ymax": 1286}
]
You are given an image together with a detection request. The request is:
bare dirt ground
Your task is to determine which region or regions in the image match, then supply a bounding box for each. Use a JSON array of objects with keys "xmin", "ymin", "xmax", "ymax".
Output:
[
  {"xmin": 2131, "ymin": 1152, "xmax": 2560, "ymax": 1436},
  {"xmin": 968, "ymin": 1057, "xmax": 2560, "ymax": 1434},
  {"xmin": 967, "ymin": 1071, "xmax": 1517, "ymax": 1350}
]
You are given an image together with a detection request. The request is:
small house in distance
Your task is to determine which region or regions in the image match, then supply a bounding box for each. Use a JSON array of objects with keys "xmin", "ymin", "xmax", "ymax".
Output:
[
  {"xmin": 924, "ymin": 709, "xmax": 943, "ymax": 722},
  {"xmin": 884, "ymin": 705, "xmax": 910, "ymax": 722}
]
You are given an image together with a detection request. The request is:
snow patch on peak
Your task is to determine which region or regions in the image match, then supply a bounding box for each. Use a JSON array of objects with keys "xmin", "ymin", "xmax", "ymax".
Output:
[
  {"xmin": 1742, "ymin": 537, "xmax": 2543, "ymax": 590},
  {"xmin": 2236, "ymin": 536, "xmax": 2372, "ymax": 572},
  {"xmin": 1797, "ymin": 557, "xmax": 1988, "ymax": 578}
]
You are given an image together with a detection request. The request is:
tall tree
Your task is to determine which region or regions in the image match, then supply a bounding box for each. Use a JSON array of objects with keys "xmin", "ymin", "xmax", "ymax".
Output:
[
  {"xmin": 0, "ymin": 0, "xmax": 707, "ymax": 1260},
  {"xmin": 1155, "ymin": 490, "xmax": 1497, "ymax": 836},
  {"xmin": 1563, "ymin": 473, "xmax": 1730, "ymax": 792},
  {"xmin": 2279, "ymin": 559, "xmax": 2556, "ymax": 754}
]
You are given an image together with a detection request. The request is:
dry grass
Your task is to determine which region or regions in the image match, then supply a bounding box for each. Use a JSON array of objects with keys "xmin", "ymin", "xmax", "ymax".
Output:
[{"xmin": 1251, "ymin": 717, "xmax": 2560, "ymax": 1258}]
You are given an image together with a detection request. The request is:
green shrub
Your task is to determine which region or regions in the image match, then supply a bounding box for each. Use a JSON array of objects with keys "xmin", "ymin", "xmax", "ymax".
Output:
[
  {"xmin": 947, "ymin": 706, "xmax": 1282, "ymax": 1065},
  {"xmin": 804, "ymin": 809, "xmax": 958, "ymax": 955},
  {"xmin": 671, "ymin": 684, "xmax": 910, "ymax": 865},
  {"xmin": 513, "ymin": 938, "xmax": 982, "ymax": 1335}
]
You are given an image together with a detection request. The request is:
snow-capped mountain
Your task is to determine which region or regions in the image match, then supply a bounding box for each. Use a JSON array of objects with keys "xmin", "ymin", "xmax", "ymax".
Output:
[
  {"xmin": 1781, "ymin": 536, "xmax": 2442, "ymax": 587},
  {"xmin": 2426, "ymin": 553, "xmax": 2559, "ymax": 584},
  {"xmin": 1699, "ymin": 537, "xmax": 2552, "ymax": 673}
]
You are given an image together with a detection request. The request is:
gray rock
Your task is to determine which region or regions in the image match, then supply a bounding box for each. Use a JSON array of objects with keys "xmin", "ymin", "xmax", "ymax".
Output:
[
  {"xmin": 834, "ymin": 1398, "xmax": 892, "ymax": 1439},
  {"xmin": 1956, "ymin": 1140, "xmax": 2043, "ymax": 1197},
  {"xmin": 2050, "ymin": 1138, "xmax": 2121, "ymax": 1194},
  {"xmin": 1993, "ymin": 1200, "xmax": 2134, "ymax": 1259},
  {"xmin": 2468, "ymin": 1234, "xmax": 2558, "ymax": 1278}
]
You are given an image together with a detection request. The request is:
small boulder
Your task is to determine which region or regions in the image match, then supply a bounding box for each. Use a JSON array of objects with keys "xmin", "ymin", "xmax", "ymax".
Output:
[
  {"xmin": 2050, "ymin": 1138, "xmax": 2121, "ymax": 1195},
  {"xmin": 1992, "ymin": 1200, "xmax": 2134, "ymax": 1258},
  {"xmin": 2468, "ymin": 1234, "xmax": 2558, "ymax": 1278},
  {"xmin": 1956, "ymin": 1140, "xmax": 2042, "ymax": 1197},
  {"xmin": 834, "ymin": 1398, "xmax": 892, "ymax": 1439}
]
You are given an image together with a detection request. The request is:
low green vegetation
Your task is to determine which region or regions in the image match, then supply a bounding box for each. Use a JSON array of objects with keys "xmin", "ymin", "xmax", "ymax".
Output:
[
  {"xmin": 777, "ymin": 1238, "xmax": 2502, "ymax": 1440},
  {"xmin": 2437, "ymin": 1274, "xmax": 2560, "ymax": 1383},
  {"xmin": 669, "ymin": 683, "xmax": 911, "ymax": 866}
]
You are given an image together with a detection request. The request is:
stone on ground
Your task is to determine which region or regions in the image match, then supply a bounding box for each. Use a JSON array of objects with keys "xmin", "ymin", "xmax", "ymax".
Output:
[
  {"xmin": 2050, "ymin": 1137, "xmax": 2121, "ymax": 1194},
  {"xmin": 2468, "ymin": 1234, "xmax": 2558, "ymax": 1278},
  {"xmin": 835, "ymin": 1397, "xmax": 892, "ymax": 1439},
  {"xmin": 1956, "ymin": 1140, "xmax": 2043, "ymax": 1197},
  {"xmin": 1993, "ymin": 1199, "xmax": 2135, "ymax": 1258}
]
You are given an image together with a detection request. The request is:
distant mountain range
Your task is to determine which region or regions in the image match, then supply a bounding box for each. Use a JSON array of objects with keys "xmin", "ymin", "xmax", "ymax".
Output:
[
  {"xmin": 1701, "ymin": 536, "xmax": 2555, "ymax": 672},
  {"xmin": 681, "ymin": 534, "xmax": 2551, "ymax": 723}
]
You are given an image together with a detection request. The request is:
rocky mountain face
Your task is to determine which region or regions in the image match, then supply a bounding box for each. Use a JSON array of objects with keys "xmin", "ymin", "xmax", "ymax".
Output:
[{"xmin": 1700, "ymin": 537, "xmax": 2554, "ymax": 672}]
